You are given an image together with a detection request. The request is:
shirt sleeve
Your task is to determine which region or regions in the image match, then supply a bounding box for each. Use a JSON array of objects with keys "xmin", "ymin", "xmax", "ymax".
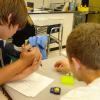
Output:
[{"xmin": 60, "ymin": 86, "xmax": 96, "ymax": 100}]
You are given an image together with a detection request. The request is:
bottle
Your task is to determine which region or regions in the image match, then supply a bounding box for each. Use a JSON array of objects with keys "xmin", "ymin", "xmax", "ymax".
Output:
[{"xmin": 69, "ymin": 0, "xmax": 76, "ymax": 11}]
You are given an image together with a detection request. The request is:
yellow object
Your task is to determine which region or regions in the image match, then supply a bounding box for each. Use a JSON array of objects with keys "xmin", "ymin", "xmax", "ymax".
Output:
[
  {"xmin": 25, "ymin": 39, "xmax": 28, "ymax": 45},
  {"xmin": 27, "ymin": 7, "xmax": 33, "ymax": 10},
  {"xmin": 78, "ymin": 6, "xmax": 89, "ymax": 12},
  {"xmin": 54, "ymin": 88, "xmax": 60, "ymax": 92},
  {"xmin": 60, "ymin": 74, "xmax": 74, "ymax": 85}
]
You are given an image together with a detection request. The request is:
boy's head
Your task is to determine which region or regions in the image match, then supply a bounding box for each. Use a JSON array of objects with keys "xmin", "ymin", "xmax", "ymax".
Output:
[
  {"xmin": 66, "ymin": 23, "xmax": 100, "ymax": 82},
  {"xmin": 0, "ymin": 0, "xmax": 27, "ymax": 39}
]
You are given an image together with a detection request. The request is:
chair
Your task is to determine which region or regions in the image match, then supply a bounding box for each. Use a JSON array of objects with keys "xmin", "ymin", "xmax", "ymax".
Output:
[{"xmin": 47, "ymin": 24, "xmax": 63, "ymax": 55}]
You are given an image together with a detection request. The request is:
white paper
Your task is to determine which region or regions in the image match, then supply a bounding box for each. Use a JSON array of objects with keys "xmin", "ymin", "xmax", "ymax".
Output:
[{"xmin": 6, "ymin": 72, "xmax": 54, "ymax": 97}]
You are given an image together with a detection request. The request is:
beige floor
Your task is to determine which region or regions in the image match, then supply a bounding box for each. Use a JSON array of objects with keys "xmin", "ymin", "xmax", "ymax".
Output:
[{"xmin": 48, "ymin": 48, "xmax": 67, "ymax": 58}]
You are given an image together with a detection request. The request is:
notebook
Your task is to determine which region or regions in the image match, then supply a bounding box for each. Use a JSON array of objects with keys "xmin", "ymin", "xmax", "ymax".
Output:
[{"xmin": 6, "ymin": 72, "xmax": 54, "ymax": 97}]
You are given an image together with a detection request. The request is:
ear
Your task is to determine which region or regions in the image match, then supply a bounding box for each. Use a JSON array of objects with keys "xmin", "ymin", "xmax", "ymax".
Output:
[
  {"xmin": 8, "ymin": 14, "xmax": 12, "ymax": 24},
  {"xmin": 72, "ymin": 57, "xmax": 81, "ymax": 72}
]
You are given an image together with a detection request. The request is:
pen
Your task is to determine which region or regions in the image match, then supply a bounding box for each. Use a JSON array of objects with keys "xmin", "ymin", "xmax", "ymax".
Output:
[
  {"xmin": 24, "ymin": 39, "xmax": 32, "ymax": 52},
  {"xmin": 40, "ymin": 63, "xmax": 42, "ymax": 67},
  {"xmin": 25, "ymin": 39, "xmax": 29, "ymax": 45}
]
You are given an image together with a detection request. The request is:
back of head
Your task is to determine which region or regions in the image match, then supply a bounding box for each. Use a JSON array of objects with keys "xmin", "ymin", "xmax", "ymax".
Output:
[
  {"xmin": 67, "ymin": 23, "xmax": 100, "ymax": 70},
  {"xmin": 0, "ymin": 0, "xmax": 27, "ymax": 28}
]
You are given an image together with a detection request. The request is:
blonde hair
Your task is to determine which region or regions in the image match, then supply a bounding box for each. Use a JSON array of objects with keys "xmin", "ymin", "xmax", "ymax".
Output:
[{"xmin": 0, "ymin": 0, "xmax": 28, "ymax": 28}]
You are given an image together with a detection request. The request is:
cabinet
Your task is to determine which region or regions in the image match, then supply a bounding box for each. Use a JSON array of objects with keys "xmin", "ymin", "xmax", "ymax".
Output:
[{"xmin": 87, "ymin": 0, "xmax": 100, "ymax": 23}]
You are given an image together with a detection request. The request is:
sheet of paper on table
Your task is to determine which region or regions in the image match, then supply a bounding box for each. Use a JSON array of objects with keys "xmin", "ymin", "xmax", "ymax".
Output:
[{"xmin": 6, "ymin": 72, "xmax": 54, "ymax": 97}]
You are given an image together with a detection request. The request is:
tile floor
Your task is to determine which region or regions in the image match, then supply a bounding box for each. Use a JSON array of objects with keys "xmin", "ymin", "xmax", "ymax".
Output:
[{"xmin": 48, "ymin": 48, "xmax": 67, "ymax": 58}]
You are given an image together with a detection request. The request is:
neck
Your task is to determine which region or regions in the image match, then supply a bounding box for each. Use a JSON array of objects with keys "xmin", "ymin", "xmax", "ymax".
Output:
[
  {"xmin": 0, "ymin": 25, "xmax": 5, "ymax": 39},
  {"xmin": 82, "ymin": 69, "xmax": 100, "ymax": 84}
]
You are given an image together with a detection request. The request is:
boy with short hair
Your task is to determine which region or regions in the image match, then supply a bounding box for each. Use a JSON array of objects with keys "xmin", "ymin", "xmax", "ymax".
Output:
[
  {"xmin": 55, "ymin": 23, "xmax": 100, "ymax": 100},
  {"xmin": 0, "ymin": 0, "xmax": 41, "ymax": 85}
]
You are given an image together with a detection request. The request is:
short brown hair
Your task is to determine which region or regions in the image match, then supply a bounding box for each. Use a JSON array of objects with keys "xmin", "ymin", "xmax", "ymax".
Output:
[
  {"xmin": 0, "ymin": 0, "xmax": 27, "ymax": 28},
  {"xmin": 67, "ymin": 23, "xmax": 100, "ymax": 70}
]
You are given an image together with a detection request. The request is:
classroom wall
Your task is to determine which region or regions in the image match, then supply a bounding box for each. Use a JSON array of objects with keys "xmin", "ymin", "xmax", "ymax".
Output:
[
  {"xmin": 25, "ymin": 0, "xmax": 82, "ymax": 9},
  {"xmin": 87, "ymin": 0, "xmax": 100, "ymax": 23}
]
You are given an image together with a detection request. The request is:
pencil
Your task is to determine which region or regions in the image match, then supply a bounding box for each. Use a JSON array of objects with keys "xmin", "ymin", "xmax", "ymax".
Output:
[{"xmin": 40, "ymin": 63, "xmax": 42, "ymax": 67}]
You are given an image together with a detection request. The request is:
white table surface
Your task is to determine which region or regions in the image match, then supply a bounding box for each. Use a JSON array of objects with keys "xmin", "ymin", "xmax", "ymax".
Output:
[{"xmin": 5, "ymin": 56, "xmax": 86, "ymax": 100}]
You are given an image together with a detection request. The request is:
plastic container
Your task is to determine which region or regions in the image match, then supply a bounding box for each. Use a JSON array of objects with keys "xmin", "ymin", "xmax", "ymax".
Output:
[
  {"xmin": 78, "ymin": 5, "xmax": 89, "ymax": 12},
  {"xmin": 69, "ymin": 1, "xmax": 76, "ymax": 11},
  {"xmin": 60, "ymin": 73, "xmax": 75, "ymax": 85}
]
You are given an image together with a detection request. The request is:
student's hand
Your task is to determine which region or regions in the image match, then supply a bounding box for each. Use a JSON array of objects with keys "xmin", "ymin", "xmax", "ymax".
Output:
[
  {"xmin": 9, "ymin": 56, "xmax": 41, "ymax": 81},
  {"xmin": 20, "ymin": 45, "xmax": 42, "ymax": 66},
  {"xmin": 54, "ymin": 58, "xmax": 70, "ymax": 74}
]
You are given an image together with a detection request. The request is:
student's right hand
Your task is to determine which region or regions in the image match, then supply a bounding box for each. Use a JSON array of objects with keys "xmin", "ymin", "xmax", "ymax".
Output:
[
  {"xmin": 9, "ymin": 55, "xmax": 41, "ymax": 82},
  {"xmin": 20, "ymin": 45, "xmax": 42, "ymax": 67},
  {"xmin": 54, "ymin": 58, "xmax": 70, "ymax": 74}
]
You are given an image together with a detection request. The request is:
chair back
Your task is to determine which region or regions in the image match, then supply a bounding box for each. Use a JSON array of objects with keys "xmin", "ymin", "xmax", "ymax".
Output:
[{"xmin": 47, "ymin": 24, "xmax": 61, "ymax": 34}]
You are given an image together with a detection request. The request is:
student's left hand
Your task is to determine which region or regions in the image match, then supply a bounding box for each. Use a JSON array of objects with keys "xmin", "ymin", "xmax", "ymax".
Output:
[{"xmin": 54, "ymin": 58, "xmax": 70, "ymax": 74}]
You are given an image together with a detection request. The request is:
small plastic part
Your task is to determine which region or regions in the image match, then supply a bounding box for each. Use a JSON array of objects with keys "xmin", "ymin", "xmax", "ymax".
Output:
[
  {"xmin": 60, "ymin": 73, "xmax": 74, "ymax": 85},
  {"xmin": 25, "ymin": 39, "xmax": 29, "ymax": 45},
  {"xmin": 50, "ymin": 87, "xmax": 61, "ymax": 95}
]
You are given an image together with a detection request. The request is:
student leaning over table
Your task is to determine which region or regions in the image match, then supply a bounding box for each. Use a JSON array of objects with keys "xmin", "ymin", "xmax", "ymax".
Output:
[
  {"xmin": 0, "ymin": 0, "xmax": 42, "ymax": 85},
  {"xmin": 54, "ymin": 23, "xmax": 100, "ymax": 100}
]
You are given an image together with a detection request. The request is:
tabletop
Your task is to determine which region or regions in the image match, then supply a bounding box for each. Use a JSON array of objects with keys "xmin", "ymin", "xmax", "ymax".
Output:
[{"xmin": 5, "ymin": 56, "xmax": 86, "ymax": 100}]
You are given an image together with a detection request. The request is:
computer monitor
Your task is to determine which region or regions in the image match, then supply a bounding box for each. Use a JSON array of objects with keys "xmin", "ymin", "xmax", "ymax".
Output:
[{"xmin": 26, "ymin": 2, "xmax": 34, "ymax": 12}]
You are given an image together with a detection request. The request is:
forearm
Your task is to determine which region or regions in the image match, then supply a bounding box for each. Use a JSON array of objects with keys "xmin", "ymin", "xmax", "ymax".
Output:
[
  {"xmin": 10, "ymin": 62, "xmax": 40, "ymax": 82},
  {"xmin": 0, "ymin": 59, "xmax": 29, "ymax": 85},
  {"xmin": 9, "ymin": 66, "xmax": 34, "ymax": 82}
]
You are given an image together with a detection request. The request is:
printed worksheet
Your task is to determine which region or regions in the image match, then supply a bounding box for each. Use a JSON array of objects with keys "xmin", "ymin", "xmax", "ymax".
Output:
[{"xmin": 6, "ymin": 72, "xmax": 54, "ymax": 97}]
